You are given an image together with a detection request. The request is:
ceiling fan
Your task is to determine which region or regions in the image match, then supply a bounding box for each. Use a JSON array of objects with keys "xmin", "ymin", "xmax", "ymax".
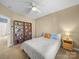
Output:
[
  {"xmin": 25, "ymin": 2, "xmax": 41, "ymax": 13},
  {"xmin": 13, "ymin": 0, "xmax": 41, "ymax": 13}
]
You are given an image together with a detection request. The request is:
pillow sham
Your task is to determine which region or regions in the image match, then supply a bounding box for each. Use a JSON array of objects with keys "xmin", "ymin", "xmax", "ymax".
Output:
[{"xmin": 50, "ymin": 33, "xmax": 58, "ymax": 40}]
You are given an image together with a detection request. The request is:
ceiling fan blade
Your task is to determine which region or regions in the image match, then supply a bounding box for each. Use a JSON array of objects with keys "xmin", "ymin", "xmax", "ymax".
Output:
[
  {"xmin": 25, "ymin": 8, "xmax": 32, "ymax": 14},
  {"xmin": 34, "ymin": 8, "xmax": 41, "ymax": 13},
  {"xmin": 24, "ymin": 6, "xmax": 32, "ymax": 8},
  {"xmin": 14, "ymin": 0, "xmax": 37, "ymax": 4},
  {"xmin": 37, "ymin": 9, "xmax": 41, "ymax": 13}
]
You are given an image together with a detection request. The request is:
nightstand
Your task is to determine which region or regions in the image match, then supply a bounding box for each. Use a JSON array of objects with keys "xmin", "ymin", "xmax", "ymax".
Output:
[{"xmin": 62, "ymin": 36, "xmax": 73, "ymax": 50}]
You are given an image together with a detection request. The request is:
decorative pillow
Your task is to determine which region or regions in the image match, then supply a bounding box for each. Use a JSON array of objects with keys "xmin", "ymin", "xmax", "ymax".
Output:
[
  {"xmin": 44, "ymin": 33, "xmax": 51, "ymax": 39},
  {"xmin": 40, "ymin": 32, "xmax": 45, "ymax": 36},
  {"xmin": 50, "ymin": 33, "xmax": 58, "ymax": 40}
]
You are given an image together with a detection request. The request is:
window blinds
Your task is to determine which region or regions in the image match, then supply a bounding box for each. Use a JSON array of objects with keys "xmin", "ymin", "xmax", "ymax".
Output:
[{"xmin": 0, "ymin": 18, "xmax": 8, "ymax": 23}]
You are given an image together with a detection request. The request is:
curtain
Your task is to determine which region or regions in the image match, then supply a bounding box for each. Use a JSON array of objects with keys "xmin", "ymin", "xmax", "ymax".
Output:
[{"xmin": 0, "ymin": 22, "xmax": 8, "ymax": 36}]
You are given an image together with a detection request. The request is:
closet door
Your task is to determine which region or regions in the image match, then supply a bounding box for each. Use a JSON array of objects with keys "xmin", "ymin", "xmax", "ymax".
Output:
[
  {"xmin": 13, "ymin": 21, "xmax": 24, "ymax": 44},
  {"xmin": 24, "ymin": 22, "xmax": 32, "ymax": 40}
]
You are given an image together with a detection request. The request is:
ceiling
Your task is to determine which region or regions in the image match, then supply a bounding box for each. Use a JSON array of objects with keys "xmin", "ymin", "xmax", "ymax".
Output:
[{"xmin": 0, "ymin": 0, "xmax": 79, "ymax": 19}]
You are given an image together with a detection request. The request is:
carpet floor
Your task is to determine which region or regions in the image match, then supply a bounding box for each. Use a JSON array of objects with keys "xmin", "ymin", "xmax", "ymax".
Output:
[
  {"xmin": 56, "ymin": 48, "xmax": 79, "ymax": 59},
  {"xmin": 0, "ymin": 46, "xmax": 79, "ymax": 59}
]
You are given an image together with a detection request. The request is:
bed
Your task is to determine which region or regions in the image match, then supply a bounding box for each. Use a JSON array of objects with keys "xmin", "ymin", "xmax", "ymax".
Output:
[{"xmin": 21, "ymin": 34, "xmax": 61, "ymax": 59}]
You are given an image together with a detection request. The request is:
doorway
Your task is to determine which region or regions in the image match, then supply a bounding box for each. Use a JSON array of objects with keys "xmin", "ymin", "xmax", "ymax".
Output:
[{"xmin": 0, "ymin": 15, "xmax": 11, "ymax": 47}]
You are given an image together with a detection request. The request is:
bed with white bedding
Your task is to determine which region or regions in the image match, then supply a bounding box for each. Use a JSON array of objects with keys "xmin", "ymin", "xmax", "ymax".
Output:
[{"xmin": 21, "ymin": 34, "xmax": 61, "ymax": 59}]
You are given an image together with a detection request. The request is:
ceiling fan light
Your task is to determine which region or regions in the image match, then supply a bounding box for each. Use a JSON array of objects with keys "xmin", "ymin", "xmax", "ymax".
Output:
[{"xmin": 32, "ymin": 7, "xmax": 37, "ymax": 11}]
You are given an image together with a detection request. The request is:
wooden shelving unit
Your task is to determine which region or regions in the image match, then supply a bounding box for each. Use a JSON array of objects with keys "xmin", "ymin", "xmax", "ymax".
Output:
[{"xmin": 13, "ymin": 21, "xmax": 32, "ymax": 45}]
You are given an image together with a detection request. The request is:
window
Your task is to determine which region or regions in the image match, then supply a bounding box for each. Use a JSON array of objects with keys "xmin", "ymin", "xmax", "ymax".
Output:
[{"xmin": 0, "ymin": 16, "xmax": 10, "ymax": 36}]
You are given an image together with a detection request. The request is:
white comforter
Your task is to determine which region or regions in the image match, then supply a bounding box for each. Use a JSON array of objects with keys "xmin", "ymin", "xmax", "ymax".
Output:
[{"xmin": 21, "ymin": 36, "xmax": 61, "ymax": 59}]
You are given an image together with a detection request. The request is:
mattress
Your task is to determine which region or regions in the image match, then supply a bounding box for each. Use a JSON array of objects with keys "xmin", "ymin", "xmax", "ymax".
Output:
[{"xmin": 21, "ymin": 35, "xmax": 61, "ymax": 59}]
